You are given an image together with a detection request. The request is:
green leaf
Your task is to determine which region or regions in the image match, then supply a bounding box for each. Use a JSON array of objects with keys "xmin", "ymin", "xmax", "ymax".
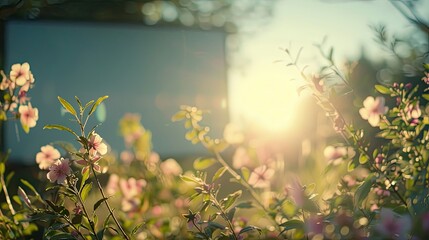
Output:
[
  {"xmin": 20, "ymin": 179, "xmax": 40, "ymax": 196},
  {"xmin": 279, "ymin": 219, "xmax": 305, "ymax": 231},
  {"xmin": 239, "ymin": 226, "xmax": 261, "ymax": 235},
  {"xmin": 422, "ymin": 94, "xmax": 429, "ymax": 101},
  {"xmin": 359, "ymin": 153, "xmax": 369, "ymax": 165},
  {"xmin": 58, "ymin": 96, "xmax": 77, "ymax": 117},
  {"xmin": 207, "ymin": 221, "xmax": 225, "ymax": 230},
  {"xmin": 180, "ymin": 175, "xmax": 200, "ymax": 184},
  {"xmin": 93, "ymin": 197, "xmax": 109, "ymax": 211},
  {"xmin": 44, "ymin": 124, "xmax": 77, "ymax": 137},
  {"xmin": 226, "ymin": 207, "xmax": 236, "ymax": 221},
  {"xmin": 171, "ymin": 111, "xmax": 186, "ymax": 122},
  {"xmin": 131, "ymin": 222, "xmax": 146, "ymax": 235},
  {"xmin": 88, "ymin": 95, "xmax": 109, "ymax": 116},
  {"xmin": 0, "ymin": 162, "xmax": 4, "ymax": 175},
  {"xmin": 212, "ymin": 166, "xmax": 227, "ymax": 182},
  {"xmin": 347, "ymin": 161, "xmax": 356, "ymax": 172},
  {"xmin": 374, "ymin": 85, "xmax": 390, "ymax": 95},
  {"xmin": 221, "ymin": 190, "xmax": 242, "ymax": 209},
  {"xmin": 22, "ymin": 124, "xmax": 30, "ymax": 133},
  {"xmin": 355, "ymin": 174, "xmax": 375, "ymax": 207},
  {"xmin": 235, "ymin": 201, "xmax": 253, "ymax": 209},
  {"xmin": 241, "ymin": 167, "xmax": 250, "ymax": 181},
  {"xmin": 80, "ymin": 182, "xmax": 93, "ymax": 201},
  {"xmin": 80, "ymin": 168, "xmax": 90, "ymax": 191},
  {"xmin": 193, "ymin": 158, "xmax": 217, "ymax": 170}
]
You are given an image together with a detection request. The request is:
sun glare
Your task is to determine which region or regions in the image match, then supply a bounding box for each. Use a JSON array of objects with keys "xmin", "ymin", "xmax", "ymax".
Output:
[{"xmin": 230, "ymin": 67, "xmax": 302, "ymax": 133}]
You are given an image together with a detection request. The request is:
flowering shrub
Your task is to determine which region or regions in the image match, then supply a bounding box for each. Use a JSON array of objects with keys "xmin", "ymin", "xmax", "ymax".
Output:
[{"xmin": 0, "ymin": 9, "xmax": 428, "ymax": 239}]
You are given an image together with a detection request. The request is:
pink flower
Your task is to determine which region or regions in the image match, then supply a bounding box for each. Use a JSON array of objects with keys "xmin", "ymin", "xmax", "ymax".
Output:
[
  {"xmin": 323, "ymin": 146, "xmax": 347, "ymax": 165},
  {"xmin": 76, "ymin": 155, "xmax": 102, "ymax": 174},
  {"xmin": 106, "ymin": 174, "xmax": 120, "ymax": 196},
  {"xmin": 36, "ymin": 145, "xmax": 61, "ymax": 170},
  {"xmin": 359, "ymin": 96, "xmax": 388, "ymax": 127},
  {"xmin": 288, "ymin": 178, "xmax": 305, "ymax": 207},
  {"xmin": 18, "ymin": 103, "xmax": 39, "ymax": 129},
  {"xmin": 405, "ymin": 102, "xmax": 421, "ymax": 124},
  {"xmin": 376, "ymin": 208, "xmax": 411, "ymax": 240},
  {"xmin": 88, "ymin": 132, "xmax": 107, "ymax": 156},
  {"xmin": 160, "ymin": 158, "xmax": 182, "ymax": 176},
  {"xmin": 47, "ymin": 158, "xmax": 71, "ymax": 184},
  {"xmin": 119, "ymin": 177, "xmax": 146, "ymax": 199},
  {"xmin": 232, "ymin": 147, "xmax": 253, "ymax": 169},
  {"xmin": 10, "ymin": 62, "xmax": 31, "ymax": 86},
  {"xmin": 0, "ymin": 70, "xmax": 14, "ymax": 90},
  {"xmin": 121, "ymin": 198, "xmax": 141, "ymax": 212},
  {"xmin": 248, "ymin": 165, "xmax": 274, "ymax": 188},
  {"xmin": 120, "ymin": 150, "xmax": 134, "ymax": 165}
]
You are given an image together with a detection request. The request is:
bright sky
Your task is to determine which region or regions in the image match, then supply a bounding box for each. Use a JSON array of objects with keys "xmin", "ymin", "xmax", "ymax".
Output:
[{"xmin": 228, "ymin": 0, "xmax": 429, "ymax": 133}]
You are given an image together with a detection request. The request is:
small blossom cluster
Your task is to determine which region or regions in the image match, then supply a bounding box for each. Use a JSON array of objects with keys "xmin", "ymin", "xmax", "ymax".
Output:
[{"xmin": 0, "ymin": 62, "xmax": 38, "ymax": 132}]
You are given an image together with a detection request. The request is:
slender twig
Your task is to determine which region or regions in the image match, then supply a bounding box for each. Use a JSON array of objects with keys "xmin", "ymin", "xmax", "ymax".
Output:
[
  {"xmin": 91, "ymin": 166, "xmax": 130, "ymax": 240},
  {"xmin": 71, "ymin": 183, "xmax": 100, "ymax": 240}
]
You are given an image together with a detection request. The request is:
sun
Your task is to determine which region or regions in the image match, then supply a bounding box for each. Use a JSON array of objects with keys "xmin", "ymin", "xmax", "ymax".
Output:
[{"xmin": 229, "ymin": 65, "xmax": 303, "ymax": 133}]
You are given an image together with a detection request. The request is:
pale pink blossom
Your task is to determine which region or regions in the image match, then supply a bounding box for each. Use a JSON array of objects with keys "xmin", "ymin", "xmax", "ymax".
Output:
[
  {"xmin": 286, "ymin": 177, "xmax": 305, "ymax": 207},
  {"xmin": 120, "ymin": 150, "xmax": 134, "ymax": 165},
  {"xmin": 88, "ymin": 133, "xmax": 107, "ymax": 156},
  {"xmin": 0, "ymin": 70, "xmax": 14, "ymax": 90},
  {"xmin": 359, "ymin": 96, "xmax": 388, "ymax": 127},
  {"xmin": 119, "ymin": 177, "xmax": 146, "ymax": 199},
  {"xmin": 323, "ymin": 146, "xmax": 347, "ymax": 165},
  {"xmin": 18, "ymin": 103, "xmax": 39, "ymax": 129},
  {"xmin": 223, "ymin": 122, "xmax": 245, "ymax": 144},
  {"xmin": 106, "ymin": 174, "xmax": 120, "ymax": 196},
  {"xmin": 36, "ymin": 145, "xmax": 61, "ymax": 170},
  {"xmin": 232, "ymin": 147, "xmax": 252, "ymax": 169},
  {"xmin": 406, "ymin": 102, "xmax": 421, "ymax": 119},
  {"xmin": 247, "ymin": 165, "xmax": 274, "ymax": 188},
  {"xmin": 121, "ymin": 198, "xmax": 141, "ymax": 212},
  {"xmin": 376, "ymin": 208, "xmax": 411, "ymax": 240},
  {"xmin": 47, "ymin": 158, "xmax": 71, "ymax": 184},
  {"xmin": 10, "ymin": 62, "xmax": 30, "ymax": 86},
  {"xmin": 76, "ymin": 155, "xmax": 101, "ymax": 174},
  {"xmin": 374, "ymin": 187, "xmax": 391, "ymax": 197},
  {"xmin": 160, "ymin": 158, "xmax": 182, "ymax": 176}
]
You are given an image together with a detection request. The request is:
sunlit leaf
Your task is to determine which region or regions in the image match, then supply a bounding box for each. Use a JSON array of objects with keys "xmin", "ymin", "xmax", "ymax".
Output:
[
  {"xmin": 88, "ymin": 95, "xmax": 109, "ymax": 116},
  {"xmin": 193, "ymin": 158, "xmax": 216, "ymax": 170},
  {"xmin": 58, "ymin": 96, "xmax": 77, "ymax": 117},
  {"xmin": 240, "ymin": 167, "xmax": 250, "ymax": 181},
  {"xmin": 235, "ymin": 201, "xmax": 253, "ymax": 209},
  {"xmin": 94, "ymin": 197, "xmax": 109, "ymax": 211},
  {"xmin": 359, "ymin": 153, "xmax": 369, "ymax": 164},
  {"xmin": 279, "ymin": 219, "xmax": 304, "ymax": 231},
  {"xmin": 80, "ymin": 182, "xmax": 93, "ymax": 201},
  {"xmin": 239, "ymin": 226, "xmax": 261, "ymax": 235},
  {"xmin": 221, "ymin": 190, "xmax": 242, "ymax": 209},
  {"xmin": 212, "ymin": 166, "xmax": 227, "ymax": 182},
  {"xmin": 44, "ymin": 124, "xmax": 77, "ymax": 137},
  {"xmin": 374, "ymin": 85, "xmax": 390, "ymax": 94},
  {"xmin": 20, "ymin": 179, "xmax": 40, "ymax": 196},
  {"xmin": 355, "ymin": 174, "xmax": 375, "ymax": 207},
  {"xmin": 180, "ymin": 175, "xmax": 200, "ymax": 184},
  {"xmin": 171, "ymin": 111, "xmax": 186, "ymax": 122}
]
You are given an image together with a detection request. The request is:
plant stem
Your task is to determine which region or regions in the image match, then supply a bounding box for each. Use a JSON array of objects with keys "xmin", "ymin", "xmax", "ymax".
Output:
[
  {"xmin": 0, "ymin": 170, "xmax": 16, "ymax": 220},
  {"xmin": 91, "ymin": 166, "xmax": 130, "ymax": 240},
  {"xmin": 73, "ymin": 184, "xmax": 100, "ymax": 240},
  {"xmin": 211, "ymin": 195, "xmax": 238, "ymax": 240}
]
